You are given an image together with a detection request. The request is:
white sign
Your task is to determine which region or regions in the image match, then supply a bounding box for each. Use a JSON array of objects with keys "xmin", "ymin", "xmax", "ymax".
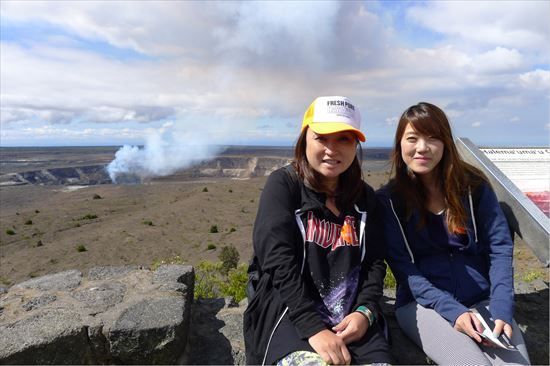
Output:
[
  {"xmin": 480, "ymin": 148, "xmax": 550, "ymax": 192},
  {"xmin": 481, "ymin": 148, "xmax": 549, "ymax": 217}
]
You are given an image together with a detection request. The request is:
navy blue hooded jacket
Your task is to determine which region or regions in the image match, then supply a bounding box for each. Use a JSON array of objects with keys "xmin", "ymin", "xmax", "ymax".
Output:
[{"xmin": 376, "ymin": 181, "xmax": 514, "ymax": 326}]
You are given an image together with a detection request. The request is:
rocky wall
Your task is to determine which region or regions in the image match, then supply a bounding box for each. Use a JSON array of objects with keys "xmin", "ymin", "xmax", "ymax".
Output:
[
  {"xmin": 0, "ymin": 265, "xmax": 194, "ymax": 364},
  {"xmin": 1, "ymin": 266, "xmax": 547, "ymax": 365}
]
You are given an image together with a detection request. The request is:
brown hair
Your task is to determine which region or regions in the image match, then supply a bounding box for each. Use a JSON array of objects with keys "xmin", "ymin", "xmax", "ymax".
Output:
[
  {"xmin": 292, "ymin": 127, "xmax": 364, "ymax": 211},
  {"xmin": 391, "ymin": 102, "xmax": 488, "ymax": 233}
]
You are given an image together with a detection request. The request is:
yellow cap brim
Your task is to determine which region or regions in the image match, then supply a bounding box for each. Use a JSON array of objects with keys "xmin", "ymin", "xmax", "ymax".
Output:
[{"xmin": 307, "ymin": 122, "xmax": 366, "ymax": 142}]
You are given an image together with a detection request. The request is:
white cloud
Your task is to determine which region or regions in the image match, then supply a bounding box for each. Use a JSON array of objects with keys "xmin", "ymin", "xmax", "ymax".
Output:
[
  {"xmin": 0, "ymin": 1, "xmax": 548, "ymax": 147},
  {"xmin": 472, "ymin": 47, "xmax": 524, "ymax": 74},
  {"xmin": 518, "ymin": 69, "xmax": 550, "ymax": 90},
  {"xmin": 471, "ymin": 121, "xmax": 482, "ymax": 128},
  {"xmin": 385, "ymin": 116, "xmax": 398, "ymax": 126},
  {"xmin": 406, "ymin": 1, "xmax": 550, "ymax": 51}
]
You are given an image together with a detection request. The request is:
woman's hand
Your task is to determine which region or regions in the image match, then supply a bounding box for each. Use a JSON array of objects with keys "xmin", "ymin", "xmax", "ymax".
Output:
[
  {"xmin": 308, "ymin": 329, "xmax": 351, "ymax": 365},
  {"xmin": 492, "ymin": 319, "xmax": 513, "ymax": 339},
  {"xmin": 453, "ymin": 311, "xmax": 484, "ymax": 343},
  {"xmin": 332, "ymin": 312, "xmax": 369, "ymax": 344}
]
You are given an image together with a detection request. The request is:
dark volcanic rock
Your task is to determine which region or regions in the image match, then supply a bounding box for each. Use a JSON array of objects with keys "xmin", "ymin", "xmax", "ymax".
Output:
[
  {"xmin": 88, "ymin": 265, "xmax": 138, "ymax": 281},
  {"xmin": 109, "ymin": 297, "xmax": 189, "ymax": 364},
  {"xmin": 13, "ymin": 270, "xmax": 82, "ymax": 291},
  {"xmin": 0, "ymin": 308, "xmax": 93, "ymax": 365}
]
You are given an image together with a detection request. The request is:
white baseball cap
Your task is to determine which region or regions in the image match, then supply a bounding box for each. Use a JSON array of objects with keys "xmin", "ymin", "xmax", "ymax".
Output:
[{"xmin": 301, "ymin": 96, "xmax": 365, "ymax": 141}]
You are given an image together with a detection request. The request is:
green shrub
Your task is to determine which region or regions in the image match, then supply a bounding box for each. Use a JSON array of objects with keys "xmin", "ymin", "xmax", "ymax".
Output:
[
  {"xmin": 6, "ymin": 229, "xmax": 15, "ymax": 235},
  {"xmin": 228, "ymin": 189, "xmax": 233, "ymax": 193},
  {"xmin": 219, "ymin": 245, "xmax": 239, "ymax": 275},
  {"xmin": 194, "ymin": 261, "xmax": 247, "ymax": 302},
  {"xmin": 202, "ymin": 187, "xmax": 208, "ymax": 192},
  {"xmin": 209, "ymin": 225, "xmax": 218, "ymax": 233},
  {"xmin": 229, "ymin": 227, "xmax": 236, "ymax": 233},
  {"xmin": 77, "ymin": 244, "xmax": 87, "ymax": 252},
  {"xmin": 207, "ymin": 243, "xmax": 216, "ymax": 250},
  {"xmin": 522, "ymin": 270, "xmax": 543, "ymax": 283},
  {"xmin": 194, "ymin": 261, "xmax": 223, "ymax": 299},
  {"xmin": 80, "ymin": 214, "xmax": 98, "ymax": 220},
  {"xmin": 0, "ymin": 276, "xmax": 12, "ymax": 286},
  {"xmin": 219, "ymin": 265, "xmax": 248, "ymax": 302},
  {"xmin": 142, "ymin": 220, "xmax": 154, "ymax": 226},
  {"xmin": 384, "ymin": 264, "xmax": 396, "ymax": 289},
  {"xmin": 25, "ymin": 219, "xmax": 33, "ymax": 225}
]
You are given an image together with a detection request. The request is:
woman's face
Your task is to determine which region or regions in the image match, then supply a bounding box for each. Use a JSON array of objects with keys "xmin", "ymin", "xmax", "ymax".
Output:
[
  {"xmin": 305, "ymin": 128, "xmax": 358, "ymax": 186},
  {"xmin": 400, "ymin": 123, "xmax": 444, "ymax": 179}
]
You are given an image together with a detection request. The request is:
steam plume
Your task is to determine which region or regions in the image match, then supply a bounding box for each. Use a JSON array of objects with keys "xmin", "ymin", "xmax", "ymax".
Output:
[{"xmin": 106, "ymin": 125, "xmax": 222, "ymax": 183}]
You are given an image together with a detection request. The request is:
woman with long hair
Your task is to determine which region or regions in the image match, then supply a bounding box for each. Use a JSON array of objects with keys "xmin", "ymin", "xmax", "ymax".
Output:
[
  {"xmin": 244, "ymin": 96, "xmax": 392, "ymax": 365},
  {"xmin": 377, "ymin": 102, "xmax": 530, "ymax": 364}
]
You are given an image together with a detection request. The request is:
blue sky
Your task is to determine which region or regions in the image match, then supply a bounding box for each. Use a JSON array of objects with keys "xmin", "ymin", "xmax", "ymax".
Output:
[{"xmin": 1, "ymin": 1, "xmax": 549, "ymax": 148}]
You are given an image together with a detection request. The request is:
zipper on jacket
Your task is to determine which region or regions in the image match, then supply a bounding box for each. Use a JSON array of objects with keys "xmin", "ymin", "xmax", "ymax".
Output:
[
  {"xmin": 260, "ymin": 210, "xmax": 307, "ymax": 365},
  {"xmin": 389, "ymin": 198, "xmax": 415, "ymax": 263},
  {"xmin": 354, "ymin": 204, "xmax": 367, "ymax": 261},
  {"xmin": 261, "ymin": 306, "xmax": 289, "ymax": 366},
  {"xmin": 467, "ymin": 187, "xmax": 478, "ymax": 243}
]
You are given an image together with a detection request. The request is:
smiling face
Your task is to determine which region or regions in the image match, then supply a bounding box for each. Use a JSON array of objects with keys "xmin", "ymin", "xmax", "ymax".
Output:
[
  {"xmin": 305, "ymin": 128, "xmax": 358, "ymax": 189},
  {"xmin": 400, "ymin": 123, "xmax": 444, "ymax": 181}
]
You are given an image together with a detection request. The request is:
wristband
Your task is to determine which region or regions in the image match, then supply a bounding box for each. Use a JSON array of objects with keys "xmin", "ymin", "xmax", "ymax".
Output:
[{"xmin": 355, "ymin": 305, "xmax": 375, "ymax": 326}]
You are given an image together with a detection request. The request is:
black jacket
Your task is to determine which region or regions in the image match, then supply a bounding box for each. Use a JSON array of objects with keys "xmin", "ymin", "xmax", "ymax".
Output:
[{"xmin": 244, "ymin": 165, "xmax": 386, "ymax": 364}]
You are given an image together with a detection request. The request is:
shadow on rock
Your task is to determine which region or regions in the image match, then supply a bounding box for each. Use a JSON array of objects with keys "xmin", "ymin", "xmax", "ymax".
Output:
[
  {"xmin": 514, "ymin": 287, "xmax": 549, "ymax": 365},
  {"xmin": 183, "ymin": 298, "xmax": 237, "ymax": 365}
]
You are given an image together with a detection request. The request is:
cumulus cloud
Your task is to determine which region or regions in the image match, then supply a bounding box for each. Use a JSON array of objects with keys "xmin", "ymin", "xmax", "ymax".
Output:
[
  {"xmin": 519, "ymin": 69, "xmax": 550, "ymax": 90},
  {"xmin": 406, "ymin": 1, "xmax": 550, "ymax": 51},
  {"xmin": 0, "ymin": 1, "xmax": 548, "ymax": 147},
  {"xmin": 472, "ymin": 47, "xmax": 524, "ymax": 74}
]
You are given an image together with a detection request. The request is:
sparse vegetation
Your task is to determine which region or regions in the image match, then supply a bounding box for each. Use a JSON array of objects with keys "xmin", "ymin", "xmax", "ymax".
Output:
[
  {"xmin": 207, "ymin": 243, "xmax": 217, "ymax": 250},
  {"xmin": 77, "ymin": 244, "xmax": 87, "ymax": 252},
  {"xmin": 202, "ymin": 187, "xmax": 208, "ymax": 192},
  {"xmin": 229, "ymin": 227, "xmax": 236, "ymax": 233},
  {"xmin": 194, "ymin": 261, "xmax": 247, "ymax": 302},
  {"xmin": 150, "ymin": 255, "xmax": 185, "ymax": 271},
  {"xmin": 228, "ymin": 189, "xmax": 233, "ymax": 193},
  {"xmin": 384, "ymin": 264, "xmax": 396, "ymax": 289},
  {"xmin": 0, "ymin": 276, "xmax": 11, "ymax": 286},
  {"xmin": 6, "ymin": 229, "xmax": 15, "ymax": 235},
  {"xmin": 36, "ymin": 240, "xmax": 43, "ymax": 247},
  {"xmin": 92, "ymin": 194, "xmax": 102, "ymax": 200},
  {"xmin": 35, "ymin": 210, "xmax": 40, "ymax": 213},
  {"xmin": 219, "ymin": 245, "xmax": 240, "ymax": 275},
  {"xmin": 24, "ymin": 219, "xmax": 33, "ymax": 225},
  {"xmin": 209, "ymin": 225, "xmax": 219, "ymax": 233},
  {"xmin": 522, "ymin": 270, "xmax": 543, "ymax": 283},
  {"xmin": 142, "ymin": 220, "xmax": 154, "ymax": 226},
  {"xmin": 79, "ymin": 214, "xmax": 98, "ymax": 220}
]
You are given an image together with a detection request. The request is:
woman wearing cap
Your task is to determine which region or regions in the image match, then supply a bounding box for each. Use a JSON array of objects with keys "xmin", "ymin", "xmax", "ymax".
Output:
[
  {"xmin": 376, "ymin": 102, "xmax": 530, "ymax": 365},
  {"xmin": 244, "ymin": 96, "xmax": 393, "ymax": 365}
]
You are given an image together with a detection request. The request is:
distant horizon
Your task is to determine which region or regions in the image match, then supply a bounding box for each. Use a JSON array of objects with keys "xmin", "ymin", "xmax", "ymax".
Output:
[{"xmin": 1, "ymin": 141, "xmax": 549, "ymax": 149}]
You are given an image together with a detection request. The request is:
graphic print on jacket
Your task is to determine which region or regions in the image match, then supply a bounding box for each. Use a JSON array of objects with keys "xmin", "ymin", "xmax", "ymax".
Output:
[{"xmin": 305, "ymin": 211, "xmax": 362, "ymax": 326}]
